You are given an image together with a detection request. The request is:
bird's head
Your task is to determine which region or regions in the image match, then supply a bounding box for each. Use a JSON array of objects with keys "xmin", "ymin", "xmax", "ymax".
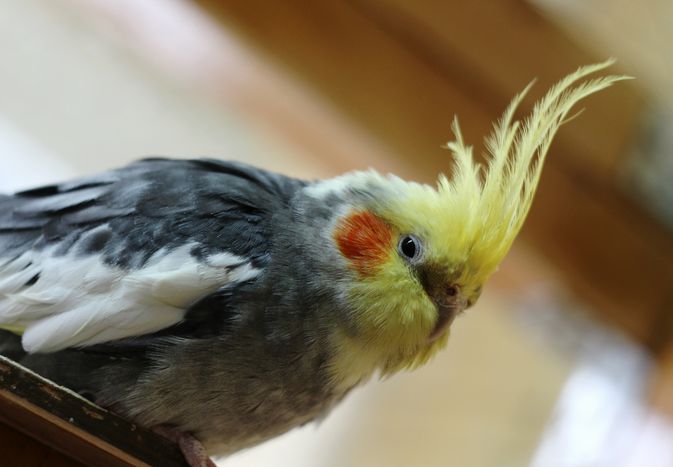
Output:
[{"xmin": 302, "ymin": 61, "xmax": 626, "ymax": 386}]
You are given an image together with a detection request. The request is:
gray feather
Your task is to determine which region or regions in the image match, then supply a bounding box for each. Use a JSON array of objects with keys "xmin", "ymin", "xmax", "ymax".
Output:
[{"xmin": 0, "ymin": 158, "xmax": 359, "ymax": 456}]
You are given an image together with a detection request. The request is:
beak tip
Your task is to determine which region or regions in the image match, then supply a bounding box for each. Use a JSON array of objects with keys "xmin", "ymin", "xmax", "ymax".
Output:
[{"xmin": 428, "ymin": 304, "xmax": 460, "ymax": 341}]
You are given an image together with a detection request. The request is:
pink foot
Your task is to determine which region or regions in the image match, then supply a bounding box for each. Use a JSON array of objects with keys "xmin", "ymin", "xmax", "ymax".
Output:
[{"xmin": 152, "ymin": 425, "xmax": 217, "ymax": 467}]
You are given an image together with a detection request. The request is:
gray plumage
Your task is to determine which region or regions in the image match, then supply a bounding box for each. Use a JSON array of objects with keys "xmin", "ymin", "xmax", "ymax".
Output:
[{"xmin": 0, "ymin": 158, "xmax": 356, "ymax": 454}]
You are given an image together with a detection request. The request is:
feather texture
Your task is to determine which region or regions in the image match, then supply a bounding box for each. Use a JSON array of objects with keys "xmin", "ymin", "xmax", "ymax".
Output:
[
  {"xmin": 443, "ymin": 59, "xmax": 630, "ymax": 280},
  {"xmin": 0, "ymin": 243, "xmax": 260, "ymax": 352},
  {"xmin": 0, "ymin": 159, "xmax": 305, "ymax": 352}
]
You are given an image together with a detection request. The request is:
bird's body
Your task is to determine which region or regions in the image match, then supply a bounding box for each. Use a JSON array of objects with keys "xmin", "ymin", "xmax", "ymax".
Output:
[
  {"xmin": 0, "ymin": 62, "xmax": 626, "ymax": 463},
  {"xmin": 0, "ymin": 158, "xmax": 351, "ymax": 453}
]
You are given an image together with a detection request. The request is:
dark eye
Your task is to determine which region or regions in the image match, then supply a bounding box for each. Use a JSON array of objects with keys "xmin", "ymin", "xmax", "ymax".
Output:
[{"xmin": 398, "ymin": 235, "xmax": 421, "ymax": 261}]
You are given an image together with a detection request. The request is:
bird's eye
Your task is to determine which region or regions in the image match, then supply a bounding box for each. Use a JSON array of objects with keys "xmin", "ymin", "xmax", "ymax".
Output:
[{"xmin": 398, "ymin": 235, "xmax": 421, "ymax": 261}]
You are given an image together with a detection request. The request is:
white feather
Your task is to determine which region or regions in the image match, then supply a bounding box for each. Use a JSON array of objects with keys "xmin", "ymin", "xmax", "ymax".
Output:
[{"xmin": 0, "ymin": 242, "xmax": 261, "ymax": 352}]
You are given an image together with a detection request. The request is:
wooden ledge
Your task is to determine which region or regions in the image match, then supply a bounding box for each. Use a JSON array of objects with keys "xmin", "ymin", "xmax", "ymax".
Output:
[{"xmin": 0, "ymin": 355, "xmax": 187, "ymax": 467}]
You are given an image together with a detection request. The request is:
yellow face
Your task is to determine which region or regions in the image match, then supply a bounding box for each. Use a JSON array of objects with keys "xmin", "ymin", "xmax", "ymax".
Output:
[{"xmin": 332, "ymin": 200, "xmax": 486, "ymax": 381}]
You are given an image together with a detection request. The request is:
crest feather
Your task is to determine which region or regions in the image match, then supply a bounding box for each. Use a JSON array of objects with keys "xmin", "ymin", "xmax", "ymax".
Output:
[{"xmin": 442, "ymin": 59, "xmax": 630, "ymax": 278}]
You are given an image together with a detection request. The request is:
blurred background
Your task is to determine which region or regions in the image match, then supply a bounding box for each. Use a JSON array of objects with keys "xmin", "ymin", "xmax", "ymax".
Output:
[{"xmin": 1, "ymin": 0, "xmax": 672, "ymax": 466}]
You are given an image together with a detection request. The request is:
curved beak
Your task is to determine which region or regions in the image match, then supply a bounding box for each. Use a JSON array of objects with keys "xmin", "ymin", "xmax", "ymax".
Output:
[
  {"xmin": 428, "ymin": 289, "xmax": 467, "ymax": 341},
  {"xmin": 418, "ymin": 266, "xmax": 468, "ymax": 341}
]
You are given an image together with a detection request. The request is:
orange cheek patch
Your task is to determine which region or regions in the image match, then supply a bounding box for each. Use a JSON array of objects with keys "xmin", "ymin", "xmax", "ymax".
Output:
[{"xmin": 334, "ymin": 211, "xmax": 393, "ymax": 275}]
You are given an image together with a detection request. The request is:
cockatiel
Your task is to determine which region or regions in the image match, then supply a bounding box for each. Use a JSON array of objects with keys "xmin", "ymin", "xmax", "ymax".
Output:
[{"xmin": 0, "ymin": 62, "xmax": 625, "ymax": 466}]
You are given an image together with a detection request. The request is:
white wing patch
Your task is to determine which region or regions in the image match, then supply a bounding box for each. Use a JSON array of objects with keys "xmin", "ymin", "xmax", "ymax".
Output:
[{"xmin": 0, "ymin": 237, "xmax": 260, "ymax": 353}]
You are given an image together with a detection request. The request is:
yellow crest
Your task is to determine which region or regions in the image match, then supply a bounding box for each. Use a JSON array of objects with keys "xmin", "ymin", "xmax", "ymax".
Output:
[
  {"xmin": 403, "ymin": 59, "xmax": 629, "ymax": 286},
  {"xmin": 328, "ymin": 60, "xmax": 630, "ymax": 385}
]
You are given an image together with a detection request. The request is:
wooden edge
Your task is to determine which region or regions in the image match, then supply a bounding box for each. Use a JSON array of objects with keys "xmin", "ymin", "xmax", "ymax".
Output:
[{"xmin": 0, "ymin": 355, "xmax": 187, "ymax": 467}]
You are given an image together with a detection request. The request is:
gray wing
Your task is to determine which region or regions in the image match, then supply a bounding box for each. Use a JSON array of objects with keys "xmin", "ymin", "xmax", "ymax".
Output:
[{"xmin": 0, "ymin": 158, "xmax": 306, "ymax": 352}]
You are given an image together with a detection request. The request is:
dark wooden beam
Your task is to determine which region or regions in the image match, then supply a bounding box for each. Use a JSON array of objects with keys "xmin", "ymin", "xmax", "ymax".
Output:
[{"xmin": 0, "ymin": 356, "xmax": 187, "ymax": 467}]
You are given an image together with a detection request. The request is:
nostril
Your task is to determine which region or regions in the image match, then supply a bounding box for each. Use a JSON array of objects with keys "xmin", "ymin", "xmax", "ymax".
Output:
[{"xmin": 445, "ymin": 285, "xmax": 458, "ymax": 297}]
